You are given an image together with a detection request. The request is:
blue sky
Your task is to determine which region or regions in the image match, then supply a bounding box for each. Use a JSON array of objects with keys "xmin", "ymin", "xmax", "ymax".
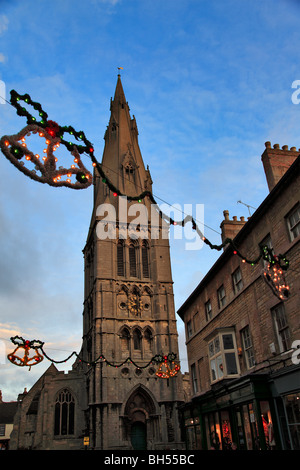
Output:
[{"xmin": 0, "ymin": 0, "xmax": 300, "ymax": 401}]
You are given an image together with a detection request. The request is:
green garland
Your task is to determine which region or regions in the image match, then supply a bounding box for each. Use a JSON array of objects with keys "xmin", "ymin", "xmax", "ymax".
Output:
[{"xmin": 8, "ymin": 336, "xmax": 178, "ymax": 372}]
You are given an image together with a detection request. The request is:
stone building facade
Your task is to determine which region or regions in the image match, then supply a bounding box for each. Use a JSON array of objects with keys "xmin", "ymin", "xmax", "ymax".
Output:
[
  {"xmin": 10, "ymin": 76, "xmax": 185, "ymax": 450},
  {"xmin": 178, "ymin": 142, "xmax": 300, "ymax": 450}
]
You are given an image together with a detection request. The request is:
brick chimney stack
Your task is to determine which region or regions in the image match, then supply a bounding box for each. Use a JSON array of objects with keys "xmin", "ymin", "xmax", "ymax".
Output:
[
  {"xmin": 220, "ymin": 210, "xmax": 247, "ymax": 246},
  {"xmin": 261, "ymin": 142, "xmax": 299, "ymax": 192}
]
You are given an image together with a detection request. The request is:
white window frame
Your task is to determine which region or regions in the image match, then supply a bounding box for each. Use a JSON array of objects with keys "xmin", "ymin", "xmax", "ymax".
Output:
[
  {"xmin": 217, "ymin": 285, "xmax": 226, "ymax": 309},
  {"xmin": 232, "ymin": 267, "xmax": 243, "ymax": 294},
  {"xmin": 271, "ymin": 303, "xmax": 291, "ymax": 353},
  {"xmin": 207, "ymin": 329, "xmax": 240, "ymax": 383},
  {"xmin": 187, "ymin": 320, "xmax": 193, "ymax": 339},
  {"xmin": 287, "ymin": 204, "xmax": 300, "ymax": 241},
  {"xmin": 241, "ymin": 326, "xmax": 255, "ymax": 369},
  {"xmin": 205, "ymin": 300, "xmax": 212, "ymax": 321}
]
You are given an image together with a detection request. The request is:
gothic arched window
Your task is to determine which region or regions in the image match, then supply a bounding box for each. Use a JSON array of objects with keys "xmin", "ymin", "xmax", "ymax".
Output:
[
  {"xmin": 133, "ymin": 329, "xmax": 142, "ymax": 350},
  {"xmin": 129, "ymin": 241, "xmax": 138, "ymax": 277},
  {"xmin": 120, "ymin": 327, "xmax": 130, "ymax": 353},
  {"xmin": 117, "ymin": 240, "xmax": 125, "ymax": 277},
  {"xmin": 144, "ymin": 328, "xmax": 153, "ymax": 352},
  {"xmin": 54, "ymin": 389, "xmax": 75, "ymax": 436},
  {"xmin": 125, "ymin": 163, "xmax": 135, "ymax": 178},
  {"xmin": 141, "ymin": 241, "xmax": 150, "ymax": 278}
]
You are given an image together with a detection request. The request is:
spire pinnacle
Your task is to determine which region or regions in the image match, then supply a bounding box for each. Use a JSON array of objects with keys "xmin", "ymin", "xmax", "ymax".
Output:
[{"xmin": 114, "ymin": 73, "xmax": 126, "ymax": 103}]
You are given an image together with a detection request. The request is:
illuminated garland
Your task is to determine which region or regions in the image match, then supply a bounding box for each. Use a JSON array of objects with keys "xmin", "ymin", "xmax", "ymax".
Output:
[
  {"xmin": 0, "ymin": 90, "xmax": 291, "ymax": 269},
  {"xmin": 0, "ymin": 125, "xmax": 92, "ymax": 189},
  {"xmin": 7, "ymin": 336, "xmax": 180, "ymax": 378},
  {"xmin": 262, "ymin": 246, "xmax": 290, "ymax": 300}
]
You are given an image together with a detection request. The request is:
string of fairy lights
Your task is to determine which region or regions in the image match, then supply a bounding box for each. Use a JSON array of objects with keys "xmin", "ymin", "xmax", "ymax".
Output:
[{"xmin": 0, "ymin": 89, "xmax": 292, "ymax": 373}]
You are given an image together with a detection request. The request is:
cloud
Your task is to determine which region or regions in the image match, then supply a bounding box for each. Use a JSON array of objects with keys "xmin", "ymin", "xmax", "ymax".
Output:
[
  {"xmin": 0, "ymin": 53, "xmax": 5, "ymax": 63},
  {"xmin": 0, "ymin": 15, "xmax": 8, "ymax": 35}
]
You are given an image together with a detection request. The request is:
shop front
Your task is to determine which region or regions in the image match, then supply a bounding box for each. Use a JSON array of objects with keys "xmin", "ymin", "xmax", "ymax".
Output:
[
  {"xmin": 181, "ymin": 374, "xmax": 280, "ymax": 450},
  {"xmin": 269, "ymin": 363, "xmax": 300, "ymax": 450}
]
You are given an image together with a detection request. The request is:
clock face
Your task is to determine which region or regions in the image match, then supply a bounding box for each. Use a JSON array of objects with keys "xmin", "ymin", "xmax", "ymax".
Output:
[{"xmin": 128, "ymin": 295, "xmax": 143, "ymax": 316}]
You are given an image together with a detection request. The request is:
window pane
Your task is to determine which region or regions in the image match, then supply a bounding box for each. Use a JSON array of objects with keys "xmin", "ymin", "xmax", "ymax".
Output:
[
  {"xmin": 285, "ymin": 394, "xmax": 300, "ymax": 424},
  {"xmin": 214, "ymin": 337, "xmax": 220, "ymax": 353},
  {"xmin": 225, "ymin": 352, "xmax": 238, "ymax": 374},
  {"xmin": 68, "ymin": 401, "xmax": 75, "ymax": 435},
  {"xmin": 288, "ymin": 206, "xmax": 300, "ymax": 240},
  {"xmin": 210, "ymin": 359, "xmax": 217, "ymax": 381},
  {"xmin": 208, "ymin": 341, "xmax": 214, "ymax": 357},
  {"xmin": 223, "ymin": 334, "xmax": 234, "ymax": 349},
  {"xmin": 61, "ymin": 402, "xmax": 68, "ymax": 435},
  {"xmin": 54, "ymin": 402, "xmax": 60, "ymax": 435},
  {"xmin": 216, "ymin": 355, "xmax": 224, "ymax": 378}
]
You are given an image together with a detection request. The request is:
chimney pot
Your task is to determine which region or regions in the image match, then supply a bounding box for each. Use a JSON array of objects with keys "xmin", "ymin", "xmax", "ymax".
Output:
[
  {"xmin": 273, "ymin": 144, "xmax": 280, "ymax": 149},
  {"xmin": 282, "ymin": 145, "xmax": 288, "ymax": 150},
  {"xmin": 223, "ymin": 210, "xmax": 229, "ymax": 221},
  {"xmin": 265, "ymin": 141, "xmax": 271, "ymax": 148}
]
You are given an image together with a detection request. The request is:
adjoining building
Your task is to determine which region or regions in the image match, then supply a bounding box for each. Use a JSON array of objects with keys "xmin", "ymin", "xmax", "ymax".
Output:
[
  {"xmin": 0, "ymin": 391, "xmax": 18, "ymax": 450},
  {"xmin": 178, "ymin": 142, "xmax": 300, "ymax": 450}
]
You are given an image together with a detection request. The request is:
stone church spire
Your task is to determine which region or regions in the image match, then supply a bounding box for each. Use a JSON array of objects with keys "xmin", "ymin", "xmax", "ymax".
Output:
[
  {"xmin": 93, "ymin": 74, "xmax": 152, "ymax": 207},
  {"xmin": 81, "ymin": 75, "xmax": 184, "ymax": 450}
]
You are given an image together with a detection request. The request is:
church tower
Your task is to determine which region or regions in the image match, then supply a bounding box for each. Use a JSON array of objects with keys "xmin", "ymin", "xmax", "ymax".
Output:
[{"xmin": 81, "ymin": 75, "xmax": 184, "ymax": 450}]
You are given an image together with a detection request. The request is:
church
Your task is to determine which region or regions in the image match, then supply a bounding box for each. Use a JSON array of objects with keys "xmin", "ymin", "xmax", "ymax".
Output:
[{"xmin": 10, "ymin": 76, "xmax": 186, "ymax": 450}]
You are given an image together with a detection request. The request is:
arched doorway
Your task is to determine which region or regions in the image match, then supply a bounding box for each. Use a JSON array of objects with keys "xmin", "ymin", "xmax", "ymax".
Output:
[
  {"xmin": 124, "ymin": 385, "xmax": 158, "ymax": 450},
  {"xmin": 131, "ymin": 421, "xmax": 147, "ymax": 450}
]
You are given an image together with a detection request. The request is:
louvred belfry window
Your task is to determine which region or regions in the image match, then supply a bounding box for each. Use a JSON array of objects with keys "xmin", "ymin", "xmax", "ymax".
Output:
[
  {"xmin": 142, "ymin": 241, "xmax": 150, "ymax": 278},
  {"xmin": 129, "ymin": 242, "xmax": 137, "ymax": 277},
  {"xmin": 117, "ymin": 240, "xmax": 125, "ymax": 276}
]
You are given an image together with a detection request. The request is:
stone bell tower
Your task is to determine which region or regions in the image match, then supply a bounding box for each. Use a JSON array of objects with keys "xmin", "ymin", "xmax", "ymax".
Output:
[{"xmin": 81, "ymin": 75, "xmax": 184, "ymax": 450}]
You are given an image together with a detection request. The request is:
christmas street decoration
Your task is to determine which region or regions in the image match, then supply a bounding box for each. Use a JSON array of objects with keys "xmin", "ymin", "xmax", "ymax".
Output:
[
  {"xmin": 0, "ymin": 124, "xmax": 92, "ymax": 189},
  {"xmin": 155, "ymin": 354, "xmax": 181, "ymax": 379},
  {"xmin": 0, "ymin": 89, "xmax": 291, "ymax": 274},
  {"xmin": 7, "ymin": 336, "xmax": 44, "ymax": 370},
  {"xmin": 7, "ymin": 336, "xmax": 180, "ymax": 379},
  {"xmin": 262, "ymin": 246, "xmax": 290, "ymax": 300}
]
